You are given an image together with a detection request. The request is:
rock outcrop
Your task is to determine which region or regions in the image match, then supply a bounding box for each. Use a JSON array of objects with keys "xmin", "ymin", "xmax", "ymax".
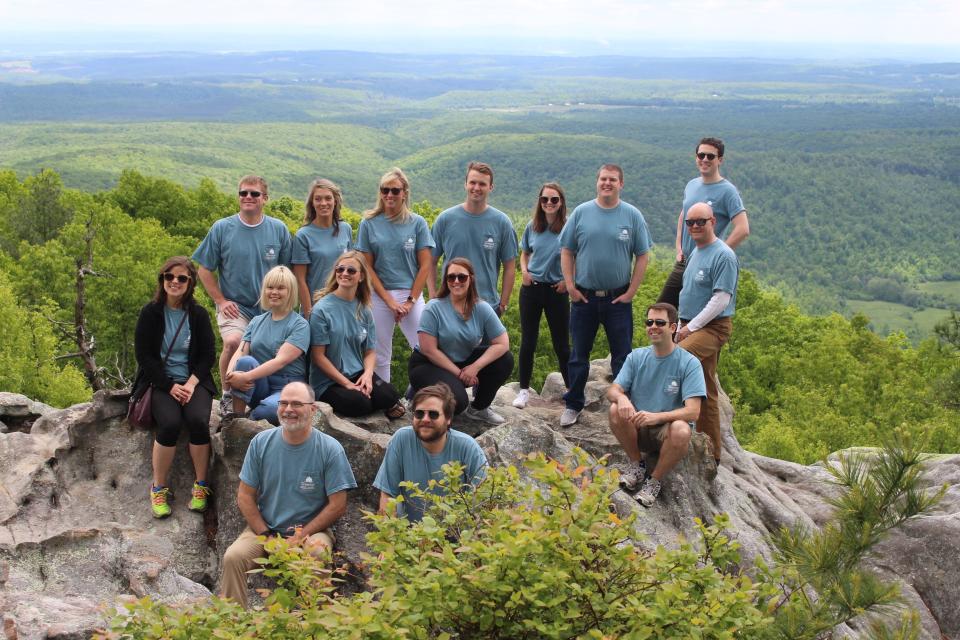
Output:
[{"xmin": 1, "ymin": 361, "xmax": 957, "ymax": 639}]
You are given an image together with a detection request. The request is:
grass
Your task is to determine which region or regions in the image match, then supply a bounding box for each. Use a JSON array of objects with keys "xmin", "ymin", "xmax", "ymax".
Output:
[{"xmin": 847, "ymin": 299, "xmax": 953, "ymax": 340}]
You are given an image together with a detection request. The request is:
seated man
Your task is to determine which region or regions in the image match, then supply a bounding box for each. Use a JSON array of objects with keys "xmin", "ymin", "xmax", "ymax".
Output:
[
  {"xmin": 220, "ymin": 381, "xmax": 356, "ymax": 608},
  {"xmin": 607, "ymin": 303, "xmax": 706, "ymax": 507},
  {"xmin": 374, "ymin": 383, "xmax": 487, "ymax": 522}
]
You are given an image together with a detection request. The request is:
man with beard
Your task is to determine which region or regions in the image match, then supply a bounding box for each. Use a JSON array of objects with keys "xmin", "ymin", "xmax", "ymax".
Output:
[
  {"xmin": 374, "ymin": 383, "xmax": 487, "ymax": 522},
  {"xmin": 220, "ymin": 382, "xmax": 356, "ymax": 608}
]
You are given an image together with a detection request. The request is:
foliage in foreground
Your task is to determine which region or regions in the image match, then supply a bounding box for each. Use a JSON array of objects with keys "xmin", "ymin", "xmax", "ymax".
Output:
[{"xmin": 100, "ymin": 436, "xmax": 941, "ymax": 639}]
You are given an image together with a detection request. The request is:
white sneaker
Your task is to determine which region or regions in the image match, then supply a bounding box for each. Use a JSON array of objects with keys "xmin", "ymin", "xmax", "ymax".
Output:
[
  {"xmin": 512, "ymin": 388, "xmax": 530, "ymax": 409},
  {"xmin": 464, "ymin": 405, "xmax": 506, "ymax": 424},
  {"xmin": 634, "ymin": 477, "xmax": 662, "ymax": 507},
  {"xmin": 559, "ymin": 408, "xmax": 581, "ymax": 427},
  {"xmin": 618, "ymin": 459, "xmax": 647, "ymax": 492}
]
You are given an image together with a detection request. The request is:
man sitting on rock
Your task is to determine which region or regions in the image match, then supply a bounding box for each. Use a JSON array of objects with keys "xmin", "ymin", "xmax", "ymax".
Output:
[
  {"xmin": 220, "ymin": 381, "xmax": 356, "ymax": 608},
  {"xmin": 374, "ymin": 383, "xmax": 487, "ymax": 522},
  {"xmin": 607, "ymin": 303, "xmax": 705, "ymax": 507}
]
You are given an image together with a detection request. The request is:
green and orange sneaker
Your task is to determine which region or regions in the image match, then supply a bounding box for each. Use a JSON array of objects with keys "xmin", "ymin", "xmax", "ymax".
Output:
[
  {"xmin": 188, "ymin": 481, "xmax": 212, "ymax": 513},
  {"xmin": 151, "ymin": 485, "xmax": 172, "ymax": 519}
]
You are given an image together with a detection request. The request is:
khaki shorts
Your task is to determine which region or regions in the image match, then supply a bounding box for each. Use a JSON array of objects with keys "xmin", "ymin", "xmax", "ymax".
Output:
[
  {"xmin": 638, "ymin": 421, "xmax": 695, "ymax": 454},
  {"xmin": 216, "ymin": 308, "xmax": 250, "ymax": 338}
]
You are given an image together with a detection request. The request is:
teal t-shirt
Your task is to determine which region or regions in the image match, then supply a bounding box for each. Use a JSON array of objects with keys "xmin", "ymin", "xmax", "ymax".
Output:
[
  {"xmin": 679, "ymin": 239, "xmax": 739, "ymax": 321},
  {"xmin": 373, "ymin": 426, "xmax": 487, "ymax": 522},
  {"xmin": 680, "ymin": 178, "xmax": 745, "ymax": 260},
  {"xmin": 192, "ymin": 214, "xmax": 293, "ymax": 320},
  {"xmin": 520, "ymin": 221, "xmax": 564, "ymax": 284},
  {"xmin": 162, "ymin": 306, "xmax": 191, "ymax": 383},
  {"xmin": 356, "ymin": 213, "xmax": 434, "ymax": 290},
  {"xmin": 239, "ymin": 427, "xmax": 357, "ymax": 533},
  {"xmin": 241, "ymin": 311, "xmax": 311, "ymax": 379},
  {"xmin": 308, "ymin": 294, "xmax": 377, "ymax": 397},
  {"xmin": 613, "ymin": 346, "xmax": 706, "ymax": 414},
  {"xmin": 417, "ymin": 297, "xmax": 505, "ymax": 363},
  {"xmin": 558, "ymin": 200, "xmax": 652, "ymax": 290},
  {"xmin": 291, "ymin": 221, "xmax": 353, "ymax": 302},
  {"xmin": 431, "ymin": 205, "xmax": 519, "ymax": 306}
]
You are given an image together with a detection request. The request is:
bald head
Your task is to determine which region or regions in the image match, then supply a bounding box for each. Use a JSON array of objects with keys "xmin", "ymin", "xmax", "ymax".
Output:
[{"xmin": 685, "ymin": 202, "xmax": 717, "ymax": 247}]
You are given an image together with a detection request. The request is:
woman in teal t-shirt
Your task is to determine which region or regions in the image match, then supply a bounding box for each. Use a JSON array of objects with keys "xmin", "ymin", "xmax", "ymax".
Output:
[{"xmin": 292, "ymin": 178, "xmax": 353, "ymax": 317}]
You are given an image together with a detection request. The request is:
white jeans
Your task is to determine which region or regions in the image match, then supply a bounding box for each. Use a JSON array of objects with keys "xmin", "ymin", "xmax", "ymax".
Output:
[{"xmin": 371, "ymin": 290, "xmax": 424, "ymax": 382}]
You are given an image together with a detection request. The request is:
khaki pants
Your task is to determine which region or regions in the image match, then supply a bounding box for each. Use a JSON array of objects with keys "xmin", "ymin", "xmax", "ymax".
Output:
[
  {"xmin": 680, "ymin": 316, "xmax": 732, "ymax": 461},
  {"xmin": 220, "ymin": 527, "xmax": 334, "ymax": 608}
]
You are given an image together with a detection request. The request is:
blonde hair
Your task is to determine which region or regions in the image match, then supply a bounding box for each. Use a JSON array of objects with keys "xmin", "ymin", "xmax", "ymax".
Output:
[
  {"xmin": 238, "ymin": 175, "xmax": 268, "ymax": 197},
  {"xmin": 314, "ymin": 250, "xmax": 372, "ymax": 318},
  {"xmin": 259, "ymin": 265, "xmax": 298, "ymax": 315},
  {"xmin": 363, "ymin": 167, "xmax": 411, "ymax": 223},
  {"xmin": 303, "ymin": 178, "xmax": 345, "ymax": 236}
]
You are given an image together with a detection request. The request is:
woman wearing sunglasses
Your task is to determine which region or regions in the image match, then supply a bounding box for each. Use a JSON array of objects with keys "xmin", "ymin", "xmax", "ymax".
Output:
[
  {"xmin": 356, "ymin": 168, "xmax": 434, "ymax": 383},
  {"xmin": 225, "ymin": 265, "xmax": 311, "ymax": 424},
  {"xmin": 513, "ymin": 183, "xmax": 571, "ymax": 410},
  {"xmin": 409, "ymin": 257, "xmax": 513, "ymax": 423},
  {"xmin": 309, "ymin": 250, "xmax": 404, "ymax": 418},
  {"xmin": 292, "ymin": 178, "xmax": 354, "ymax": 318},
  {"xmin": 133, "ymin": 256, "xmax": 218, "ymax": 519}
]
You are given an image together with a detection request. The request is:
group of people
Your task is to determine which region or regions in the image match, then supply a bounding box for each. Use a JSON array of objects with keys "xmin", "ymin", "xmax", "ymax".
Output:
[{"xmin": 130, "ymin": 135, "xmax": 749, "ymax": 603}]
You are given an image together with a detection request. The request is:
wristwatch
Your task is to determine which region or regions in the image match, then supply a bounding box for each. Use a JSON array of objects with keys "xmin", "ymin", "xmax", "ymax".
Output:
[{"xmin": 406, "ymin": 296, "xmax": 414, "ymax": 303}]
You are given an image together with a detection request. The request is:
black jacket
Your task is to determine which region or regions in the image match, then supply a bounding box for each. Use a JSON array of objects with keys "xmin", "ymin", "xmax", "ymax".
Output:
[{"xmin": 132, "ymin": 301, "xmax": 218, "ymax": 400}]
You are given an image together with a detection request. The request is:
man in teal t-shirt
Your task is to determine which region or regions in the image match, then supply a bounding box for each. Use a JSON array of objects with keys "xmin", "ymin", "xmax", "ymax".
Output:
[
  {"xmin": 607, "ymin": 303, "xmax": 705, "ymax": 507},
  {"xmin": 220, "ymin": 382, "xmax": 357, "ymax": 608},
  {"xmin": 374, "ymin": 383, "xmax": 487, "ymax": 522},
  {"xmin": 193, "ymin": 175, "xmax": 292, "ymax": 411},
  {"xmin": 429, "ymin": 162, "xmax": 518, "ymax": 314}
]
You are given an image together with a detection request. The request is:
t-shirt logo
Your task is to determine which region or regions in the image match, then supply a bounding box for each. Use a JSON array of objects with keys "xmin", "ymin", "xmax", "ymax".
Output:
[
  {"xmin": 664, "ymin": 379, "xmax": 680, "ymax": 395},
  {"xmin": 695, "ymin": 269, "xmax": 708, "ymax": 283},
  {"xmin": 358, "ymin": 327, "xmax": 368, "ymax": 342},
  {"xmin": 264, "ymin": 245, "xmax": 278, "ymax": 263},
  {"xmin": 300, "ymin": 475, "xmax": 316, "ymax": 493},
  {"xmin": 483, "ymin": 235, "xmax": 496, "ymax": 251},
  {"xmin": 617, "ymin": 227, "xmax": 630, "ymax": 242},
  {"xmin": 404, "ymin": 236, "xmax": 415, "ymax": 251}
]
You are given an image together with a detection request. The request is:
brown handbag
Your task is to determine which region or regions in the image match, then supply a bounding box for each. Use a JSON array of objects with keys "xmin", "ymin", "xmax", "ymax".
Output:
[{"xmin": 128, "ymin": 312, "xmax": 188, "ymax": 428}]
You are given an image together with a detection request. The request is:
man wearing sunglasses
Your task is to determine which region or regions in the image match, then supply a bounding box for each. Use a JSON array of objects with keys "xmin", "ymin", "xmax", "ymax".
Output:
[
  {"xmin": 221, "ymin": 382, "xmax": 356, "ymax": 608},
  {"xmin": 193, "ymin": 175, "xmax": 293, "ymax": 414},
  {"xmin": 657, "ymin": 137, "xmax": 748, "ymax": 310},
  {"xmin": 674, "ymin": 202, "xmax": 739, "ymax": 465},
  {"xmin": 607, "ymin": 303, "xmax": 705, "ymax": 506},
  {"xmin": 374, "ymin": 383, "xmax": 487, "ymax": 522}
]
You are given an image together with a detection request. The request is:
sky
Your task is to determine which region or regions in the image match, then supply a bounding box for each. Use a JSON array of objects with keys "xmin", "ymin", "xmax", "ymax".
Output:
[{"xmin": 1, "ymin": 0, "xmax": 958, "ymax": 59}]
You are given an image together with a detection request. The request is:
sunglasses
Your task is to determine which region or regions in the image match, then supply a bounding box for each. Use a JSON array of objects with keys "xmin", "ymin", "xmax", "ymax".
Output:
[
  {"xmin": 162, "ymin": 273, "xmax": 191, "ymax": 283},
  {"xmin": 540, "ymin": 196, "xmax": 561, "ymax": 205},
  {"xmin": 645, "ymin": 319, "xmax": 669, "ymax": 327},
  {"xmin": 335, "ymin": 265, "xmax": 359, "ymax": 275},
  {"xmin": 278, "ymin": 400, "xmax": 310, "ymax": 409},
  {"xmin": 380, "ymin": 187, "xmax": 403, "ymax": 196},
  {"xmin": 238, "ymin": 190, "xmax": 262, "ymax": 198},
  {"xmin": 684, "ymin": 218, "xmax": 711, "ymax": 228},
  {"xmin": 414, "ymin": 409, "xmax": 441, "ymax": 420},
  {"xmin": 446, "ymin": 273, "xmax": 470, "ymax": 283},
  {"xmin": 696, "ymin": 152, "xmax": 718, "ymax": 161}
]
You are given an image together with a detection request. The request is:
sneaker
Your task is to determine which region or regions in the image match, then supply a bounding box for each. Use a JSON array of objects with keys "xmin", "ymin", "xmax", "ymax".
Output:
[
  {"xmin": 559, "ymin": 408, "xmax": 581, "ymax": 427},
  {"xmin": 512, "ymin": 389, "xmax": 530, "ymax": 409},
  {"xmin": 151, "ymin": 486, "xmax": 172, "ymax": 519},
  {"xmin": 464, "ymin": 405, "xmax": 506, "ymax": 424},
  {"xmin": 634, "ymin": 477, "xmax": 662, "ymax": 507},
  {"xmin": 218, "ymin": 393, "xmax": 233, "ymax": 416},
  {"xmin": 619, "ymin": 459, "xmax": 647, "ymax": 492},
  {"xmin": 188, "ymin": 481, "xmax": 212, "ymax": 513}
]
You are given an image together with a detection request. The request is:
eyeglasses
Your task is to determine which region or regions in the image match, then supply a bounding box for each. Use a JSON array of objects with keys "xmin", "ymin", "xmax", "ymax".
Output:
[
  {"xmin": 540, "ymin": 196, "xmax": 561, "ymax": 205},
  {"xmin": 446, "ymin": 273, "xmax": 470, "ymax": 283},
  {"xmin": 162, "ymin": 273, "xmax": 191, "ymax": 283},
  {"xmin": 645, "ymin": 319, "xmax": 669, "ymax": 327},
  {"xmin": 335, "ymin": 265, "xmax": 359, "ymax": 275},
  {"xmin": 414, "ymin": 409, "xmax": 441, "ymax": 420},
  {"xmin": 696, "ymin": 152, "xmax": 718, "ymax": 161},
  {"xmin": 684, "ymin": 218, "xmax": 711, "ymax": 228},
  {"xmin": 380, "ymin": 187, "xmax": 403, "ymax": 196},
  {"xmin": 238, "ymin": 190, "xmax": 263, "ymax": 198},
  {"xmin": 278, "ymin": 400, "xmax": 310, "ymax": 409}
]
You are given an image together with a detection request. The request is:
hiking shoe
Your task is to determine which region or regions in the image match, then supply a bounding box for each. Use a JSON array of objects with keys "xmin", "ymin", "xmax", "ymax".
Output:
[
  {"xmin": 512, "ymin": 388, "xmax": 530, "ymax": 409},
  {"xmin": 619, "ymin": 459, "xmax": 647, "ymax": 492},
  {"xmin": 634, "ymin": 477, "xmax": 662, "ymax": 507},
  {"xmin": 559, "ymin": 408, "xmax": 581, "ymax": 427},
  {"xmin": 188, "ymin": 481, "xmax": 212, "ymax": 513},
  {"xmin": 218, "ymin": 393, "xmax": 234, "ymax": 416},
  {"xmin": 151, "ymin": 486, "xmax": 172, "ymax": 519},
  {"xmin": 464, "ymin": 405, "xmax": 506, "ymax": 424}
]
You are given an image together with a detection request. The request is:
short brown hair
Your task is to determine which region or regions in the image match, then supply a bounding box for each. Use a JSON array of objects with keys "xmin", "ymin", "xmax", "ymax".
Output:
[
  {"xmin": 697, "ymin": 137, "xmax": 725, "ymax": 157},
  {"xmin": 597, "ymin": 164, "xmax": 623, "ymax": 182},
  {"xmin": 646, "ymin": 302, "xmax": 678, "ymax": 325},
  {"xmin": 465, "ymin": 161, "xmax": 494, "ymax": 185},
  {"xmin": 412, "ymin": 383, "xmax": 456, "ymax": 419},
  {"xmin": 238, "ymin": 175, "xmax": 268, "ymax": 197}
]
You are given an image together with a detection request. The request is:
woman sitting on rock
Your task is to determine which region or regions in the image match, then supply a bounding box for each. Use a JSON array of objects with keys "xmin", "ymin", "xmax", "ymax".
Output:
[
  {"xmin": 409, "ymin": 257, "xmax": 513, "ymax": 424},
  {"xmin": 225, "ymin": 265, "xmax": 311, "ymax": 424},
  {"xmin": 133, "ymin": 256, "xmax": 217, "ymax": 519}
]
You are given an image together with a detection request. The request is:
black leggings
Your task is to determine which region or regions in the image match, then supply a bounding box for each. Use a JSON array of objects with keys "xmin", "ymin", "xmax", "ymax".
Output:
[
  {"xmin": 152, "ymin": 385, "xmax": 213, "ymax": 447},
  {"xmin": 408, "ymin": 347, "xmax": 514, "ymax": 414},
  {"xmin": 319, "ymin": 371, "xmax": 401, "ymax": 417},
  {"xmin": 517, "ymin": 282, "xmax": 570, "ymax": 389}
]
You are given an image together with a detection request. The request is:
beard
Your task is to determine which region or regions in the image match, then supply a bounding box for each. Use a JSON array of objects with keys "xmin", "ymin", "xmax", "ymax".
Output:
[
  {"xmin": 280, "ymin": 416, "xmax": 312, "ymax": 434},
  {"xmin": 415, "ymin": 423, "xmax": 447, "ymax": 444}
]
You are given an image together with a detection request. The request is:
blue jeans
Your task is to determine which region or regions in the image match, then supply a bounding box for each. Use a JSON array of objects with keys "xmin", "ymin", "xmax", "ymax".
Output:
[
  {"xmin": 563, "ymin": 293, "xmax": 633, "ymax": 411},
  {"xmin": 232, "ymin": 356, "xmax": 303, "ymax": 425}
]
